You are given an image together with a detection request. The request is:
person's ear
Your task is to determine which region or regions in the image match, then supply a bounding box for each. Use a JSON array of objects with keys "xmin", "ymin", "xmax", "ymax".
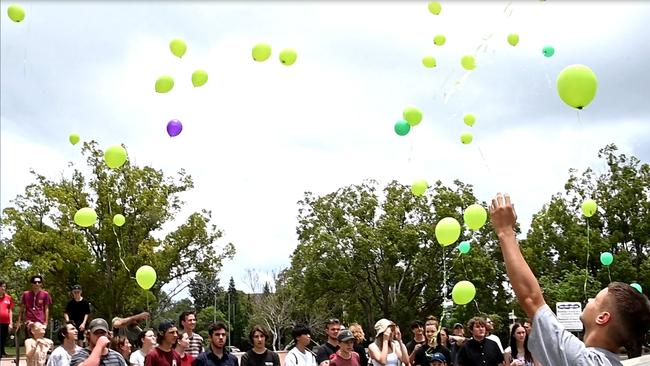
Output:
[{"xmin": 595, "ymin": 311, "xmax": 611, "ymax": 325}]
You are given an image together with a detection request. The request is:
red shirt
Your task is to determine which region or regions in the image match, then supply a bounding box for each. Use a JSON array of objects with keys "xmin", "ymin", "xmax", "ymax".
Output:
[
  {"xmin": 21, "ymin": 290, "xmax": 52, "ymax": 323},
  {"xmin": 180, "ymin": 353, "xmax": 193, "ymax": 366},
  {"xmin": 329, "ymin": 351, "xmax": 360, "ymax": 366},
  {"xmin": 145, "ymin": 347, "xmax": 182, "ymax": 366},
  {"xmin": 0, "ymin": 294, "xmax": 14, "ymax": 324}
]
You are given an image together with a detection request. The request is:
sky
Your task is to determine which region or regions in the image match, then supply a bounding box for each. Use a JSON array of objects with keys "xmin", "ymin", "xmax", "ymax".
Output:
[{"xmin": 2, "ymin": 1, "xmax": 649, "ymax": 296}]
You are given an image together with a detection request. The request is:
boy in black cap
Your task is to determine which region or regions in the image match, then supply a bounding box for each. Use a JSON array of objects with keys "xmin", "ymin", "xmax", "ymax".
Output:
[
  {"xmin": 71, "ymin": 318, "xmax": 126, "ymax": 366},
  {"xmin": 65, "ymin": 285, "xmax": 91, "ymax": 347},
  {"xmin": 144, "ymin": 320, "xmax": 180, "ymax": 366},
  {"xmin": 426, "ymin": 352, "xmax": 446, "ymax": 366},
  {"xmin": 329, "ymin": 330, "xmax": 360, "ymax": 366}
]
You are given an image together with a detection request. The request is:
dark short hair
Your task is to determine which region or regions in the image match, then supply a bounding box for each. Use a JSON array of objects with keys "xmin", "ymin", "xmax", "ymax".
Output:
[
  {"xmin": 0, "ymin": 280, "xmax": 6, "ymax": 287},
  {"xmin": 56, "ymin": 321, "xmax": 76, "ymax": 343},
  {"xmin": 467, "ymin": 316, "xmax": 486, "ymax": 331},
  {"xmin": 292, "ymin": 324, "xmax": 311, "ymax": 341},
  {"xmin": 209, "ymin": 321, "xmax": 229, "ymax": 336},
  {"xmin": 136, "ymin": 328, "xmax": 155, "ymax": 348},
  {"xmin": 249, "ymin": 325, "xmax": 268, "ymax": 343},
  {"xmin": 30, "ymin": 275, "xmax": 43, "ymax": 284},
  {"xmin": 607, "ymin": 282, "xmax": 650, "ymax": 347},
  {"xmin": 178, "ymin": 311, "xmax": 196, "ymax": 328},
  {"xmin": 410, "ymin": 320, "xmax": 424, "ymax": 330},
  {"xmin": 325, "ymin": 319, "xmax": 340, "ymax": 328}
]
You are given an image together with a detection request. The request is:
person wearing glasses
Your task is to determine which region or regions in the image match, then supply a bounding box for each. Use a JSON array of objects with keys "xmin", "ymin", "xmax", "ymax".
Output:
[{"xmin": 18, "ymin": 275, "xmax": 52, "ymax": 338}]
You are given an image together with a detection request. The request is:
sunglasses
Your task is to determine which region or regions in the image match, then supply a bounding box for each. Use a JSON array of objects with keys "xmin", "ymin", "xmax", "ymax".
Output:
[{"xmin": 32, "ymin": 281, "xmax": 42, "ymax": 284}]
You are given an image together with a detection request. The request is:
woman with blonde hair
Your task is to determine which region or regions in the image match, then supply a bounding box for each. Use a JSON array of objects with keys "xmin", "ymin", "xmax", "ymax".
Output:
[
  {"xmin": 25, "ymin": 322, "xmax": 54, "ymax": 366},
  {"xmin": 368, "ymin": 319, "xmax": 408, "ymax": 366},
  {"xmin": 348, "ymin": 323, "xmax": 369, "ymax": 366}
]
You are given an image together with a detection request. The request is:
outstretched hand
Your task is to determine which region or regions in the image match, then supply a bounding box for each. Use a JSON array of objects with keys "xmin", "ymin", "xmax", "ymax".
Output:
[{"xmin": 489, "ymin": 193, "xmax": 517, "ymax": 236}]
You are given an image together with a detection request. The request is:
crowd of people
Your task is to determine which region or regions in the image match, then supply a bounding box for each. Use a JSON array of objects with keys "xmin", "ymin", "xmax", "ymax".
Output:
[{"xmin": 1, "ymin": 194, "xmax": 649, "ymax": 366}]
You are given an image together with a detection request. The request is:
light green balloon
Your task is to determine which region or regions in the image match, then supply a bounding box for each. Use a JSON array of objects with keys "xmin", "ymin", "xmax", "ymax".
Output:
[
  {"xmin": 464, "ymin": 204, "xmax": 487, "ymax": 230},
  {"xmin": 7, "ymin": 4, "xmax": 25, "ymax": 22},
  {"xmin": 279, "ymin": 48, "xmax": 297, "ymax": 66},
  {"xmin": 74, "ymin": 207, "xmax": 97, "ymax": 228},
  {"xmin": 403, "ymin": 107, "xmax": 423, "ymax": 126},
  {"xmin": 630, "ymin": 283, "xmax": 642, "ymax": 293},
  {"xmin": 135, "ymin": 265, "xmax": 157, "ymax": 290},
  {"xmin": 169, "ymin": 38, "xmax": 187, "ymax": 58},
  {"xmin": 557, "ymin": 64, "xmax": 598, "ymax": 109},
  {"xmin": 422, "ymin": 56, "xmax": 437, "ymax": 68},
  {"xmin": 435, "ymin": 217, "xmax": 461, "ymax": 246},
  {"xmin": 600, "ymin": 252, "xmax": 613, "ymax": 266},
  {"xmin": 113, "ymin": 214, "xmax": 126, "ymax": 227},
  {"xmin": 461, "ymin": 55, "xmax": 476, "ymax": 70},
  {"xmin": 69, "ymin": 133, "xmax": 80, "ymax": 145},
  {"xmin": 433, "ymin": 34, "xmax": 446, "ymax": 46},
  {"xmin": 252, "ymin": 43, "xmax": 272, "ymax": 62},
  {"xmin": 507, "ymin": 33, "xmax": 519, "ymax": 46},
  {"xmin": 155, "ymin": 76, "xmax": 174, "ymax": 93},
  {"xmin": 460, "ymin": 132, "xmax": 473, "ymax": 144},
  {"xmin": 411, "ymin": 179, "xmax": 428, "ymax": 197},
  {"xmin": 192, "ymin": 69, "xmax": 208, "ymax": 87},
  {"xmin": 104, "ymin": 145, "xmax": 127, "ymax": 169},
  {"xmin": 463, "ymin": 113, "xmax": 476, "ymax": 127},
  {"xmin": 452, "ymin": 280, "xmax": 476, "ymax": 305},
  {"xmin": 428, "ymin": 2, "xmax": 442, "ymax": 15},
  {"xmin": 581, "ymin": 198, "xmax": 598, "ymax": 217},
  {"xmin": 394, "ymin": 120, "xmax": 410, "ymax": 136},
  {"xmin": 458, "ymin": 241, "xmax": 471, "ymax": 254}
]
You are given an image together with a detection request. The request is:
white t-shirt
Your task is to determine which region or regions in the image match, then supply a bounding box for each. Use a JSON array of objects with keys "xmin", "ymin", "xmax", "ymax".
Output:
[
  {"xmin": 285, "ymin": 348, "xmax": 318, "ymax": 366},
  {"xmin": 529, "ymin": 305, "xmax": 622, "ymax": 366},
  {"xmin": 47, "ymin": 345, "xmax": 81, "ymax": 366},
  {"xmin": 129, "ymin": 349, "xmax": 147, "ymax": 366},
  {"xmin": 487, "ymin": 334, "xmax": 504, "ymax": 354}
]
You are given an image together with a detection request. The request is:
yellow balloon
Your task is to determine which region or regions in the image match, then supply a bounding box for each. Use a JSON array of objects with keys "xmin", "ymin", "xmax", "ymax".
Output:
[
  {"xmin": 104, "ymin": 145, "xmax": 128, "ymax": 169},
  {"xmin": 463, "ymin": 113, "xmax": 476, "ymax": 127},
  {"xmin": 74, "ymin": 207, "xmax": 97, "ymax": 228},
  {"xmin": 192, "ymin": 69, "xmax": 208, "ymax": 87},
  {"xmin": 460, "ymin": 132, "xmax": 473, "ymax": 144},
  {"xmin": 434, "ymin": 35, "xmax": 446, "ymax": 46},
  {"xmin": 461, "ymin": 55, "xmax": 476, "ymax": 70},
  {"xmin": 581, "ymin": 199, "xmax": 598, "ymax": 217},
  {"xmin": 403, "ymin": 107, "xmax": 423, "ymax": 126},
  {"xmin": 136, "ymin": 265, "xmax": 157, "ymax": 290},
  {"xmin": 557, "ymin": 64, "xmax": 598, "ymax": 110},
  {"xmin": 252, "ymin": 43, "xmax": 272, "ymax": 62},
  {"xmin": 435, "ymin": 217, "xmax": 461, "ymax": 246},
  {"xmin": 428, "ymin": 2, "xmax": 442, "ymax": 15},
  {"xmin": 69, "ymin": 133, "xmax": 80, "ymax": 145},
  {"xmin": 507, "ymin": 33, "xmax": 519, "ymax": 46},
  {"xmin": 113, "ymin": 214, "xmax": 126, "ymax": 227},
  {"xmin": 7, "ymin": 4, "xmax": 25, "ymax": 22},
  {"xmin": 169, "ymin": 38, "xmax": 187, "ymax": 58},
  {"xmin": 411, "ymin": 179, "xmax": 428, "ymax": 197},
  {"xmin": 464, "ymin": 204, "xmax": 487, "ymax": 230},
  {"xmin": 279, "ymin": 48, "xmax": 297, "ymax": 66},
  {"xmin": 422, "ymin": 56, "xmax": 437, "ymax": 68},
  {"xmin": 155, "ymin": 76, "xmax": 174, "ymax": 93}
]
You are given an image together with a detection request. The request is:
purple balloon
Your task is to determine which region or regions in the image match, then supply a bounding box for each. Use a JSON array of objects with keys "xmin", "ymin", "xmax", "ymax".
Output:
[{"xmin": 166, "ymin": 119, "xmax": 183, "ymax": 137}]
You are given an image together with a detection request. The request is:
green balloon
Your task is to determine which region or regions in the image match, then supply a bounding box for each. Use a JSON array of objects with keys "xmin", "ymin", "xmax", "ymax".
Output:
[
  {"xmin": 460, "ymin": 132, "xmax": 473, "ymax": 144},
  {"xmin": 113, "ymin": 214, "xmax": 126, "ymax": 227},
  {"xmin": 74, "ymin": 207, "xmax": 97, "ymax": 228},
  {"xmin": 458, "ymin": 241, "xmax": 471, "ymax": 254},
  {"xmin": 104, "ymin": 145, "xmax": 127, "ymax": 169},
  {"xmin": 155, "ymin": 76, "xmax": 174, "ymax": 93},
  {"xmin": 135, "ymin": 265, "xmax": 157, "ymax": 290},
  {"xmin": 452, "ymin": 280, "xmax": 476, "ymax": 305},
  {"xmin": 556, "ymin": 64, "xmax": 598, "ymax": 109},
  {"xmin": 411, "ymin": 179, "xmax": 428, "ymax": 197},
  {"xmin": 600, "ymin": 252, "xmax": 613, "ymax": 266},
  {"xmin": 543, "ymin": 45, "xmax": 555, "ymax": 57},
  {"xmin": 422, "ymin": 56, "xmax": 437, "ymax": 68},
  {"xmin": 433, "ymin": 35, "xmax": 446, "ymax": 46},
  {"xmin": 507, "ymin": 33, "xmax": 519, "ymax": 46},
  {"xmin": 394, "ymin": 120, "xmax": 410, "ymax": 136},
  {"xmin": 252, "ymin": 43, "xmax": 272, "ymax": 62},
  {"xmin": 7, "ymin": 4, "xmax": 25, "ymax": 22},
  {"xmin": 403, "ymin": 107, "xmax": 423, "ymax": 126},
  {"xmin": 630, "ymin": 283, "xmax": 642, "ymax": 293},
  {"xmin": 464, "ymin": 204, "xmax": 487, "ymax": 230},
  {"xmin": 69, "ymin": 133, "xmax": 80, "ymax": 145},
  {"xmin": 461, "ymin": 55, "xmax": 476, "ymax": 70},
  {"xmin": 169, "ymin": 38, "xmax": 187, "ymax": 58},
  {"xmin": 192, "ymin": 69, "xmax": 208, "ymax": 87},
  {"xmin": 463, "ymin": 113, "xmax": 476, "ymax": 127},
  {"xmin": 435, "ymin": 217, "xmax": 461, "ymax": 246},
  {"xmin": 581, "ymin": 198, "xmax": 598, "ymax": 217},
  {"xmin": 279, "ymin": 48, "xmax": 297, "ymax": 66},
  {"xmin": 428, "ymin": 2, "xmax": 442, "ymax": 15}
]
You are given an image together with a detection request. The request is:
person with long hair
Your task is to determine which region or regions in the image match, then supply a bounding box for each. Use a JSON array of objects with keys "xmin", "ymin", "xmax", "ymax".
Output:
[
  {"xmin": 368, "ymin": 319, "xmax": 408, "ymax": 366},
  {"xmin": 110, "ymin": 335, "xmax": 132, "ymax": 362},
  {"xmin": 348, "ymin": 323, "xmax": 369, "ymax": 366},
  {"xmin": 504, "ymin": 324, "xmax": 538, "ymax": 366}
]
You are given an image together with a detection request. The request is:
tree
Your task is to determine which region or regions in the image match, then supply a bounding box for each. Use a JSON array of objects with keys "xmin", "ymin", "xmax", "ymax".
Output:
[
  {"xmin": 189, "ymin": 272, "xmax": 222, "ymax": 311},
  {"xmin": 1, "ymin": 141, "xmax": 235, "ymax": 321}
]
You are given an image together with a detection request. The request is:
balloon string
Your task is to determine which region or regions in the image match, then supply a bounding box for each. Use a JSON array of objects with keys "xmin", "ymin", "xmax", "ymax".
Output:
[
  {"xmin": 145, "ymin": 291, "xmax": 150, "ymax": 328},
  {"xmin": 607, "ymin": 266, "xmax": 612, "ymax": 284},
  {"xmin": 107, "ymin": 191, "xmax": 132, "ymax": 275},
  {"xmin": 583, "ymin": 219, "xmax": 590, "ymax": 301}
]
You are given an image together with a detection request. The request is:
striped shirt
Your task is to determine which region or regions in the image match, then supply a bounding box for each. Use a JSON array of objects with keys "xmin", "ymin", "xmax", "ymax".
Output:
[
  {"xmin": 186, "ymin": 333, "xmax": 204, "ymax": 358},
  {"xmin": 71, "ymin": 347, "xmax": 127, "ymax": 366}
]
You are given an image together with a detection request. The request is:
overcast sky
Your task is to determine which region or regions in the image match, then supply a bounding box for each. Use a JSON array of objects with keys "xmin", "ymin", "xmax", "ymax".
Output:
[{"xmin": 2, "ymin": 1, "xmax": 649, "ymax": 294}]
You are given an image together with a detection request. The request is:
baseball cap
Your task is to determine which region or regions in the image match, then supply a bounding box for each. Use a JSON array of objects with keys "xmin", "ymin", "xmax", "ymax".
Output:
[
  {"xmin": 337, "ymin": 329, "xmax": 355, "ymax": 342},
  {"xmin": 88, "ymin": 318, "xmax": 109, "ymax": 333},
  {"xmin": 71, "ymin": 285, "xmax": 82, "ymax": 291},
  {"xmin": 427, "ymin": 352, "xmax": 446, "ymax": 362},
  {"xmin": 453, "ymin": 323, "xmax": 464, "ymax": 329},
  {"xmin": 158, "ymin": 319, "xmax": 175, "ymax": 334}
]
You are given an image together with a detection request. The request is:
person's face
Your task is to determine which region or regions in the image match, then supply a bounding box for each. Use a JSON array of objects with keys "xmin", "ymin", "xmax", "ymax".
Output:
[
  {"xmin": 439, "ymin": 330, "xmax": 448, "ymax": 344},
  {"xmin": 431, "ymin": 361, "xmax": 445, "ymax": 366},
  {"xmin": 425, "ymin": 325, "xmax": 437, "ymax": 341},
  {"xmin": 0, "ymin": 283, "xmax": 6, "ymax": 295},
  {"xmin": 211, "ymin": 328, "xmax": 227, "ymax": 349},
  {"xmin": 523, "ymin": 322, "xmax": 531, "ymax": 335},
  {"xmin": 513, "ymin": 326, "xmax": 526, "ymax": 343},
  {"xmin": 471, "ymin": 323, "xmax": 486, "ymax": 340},
  {"xmin": 326, "ymin": 323, "xmax": 341, "ymax": 340},
  {"xmin": 350, "ymin": 326, "xmax": 364, "ymax": 343},
  {"xmin": 32, "ymin": 323, "xmax": 46, "ymax": 338},
  {"xmin": 252, "ymin": 331, "xmax": 266, "ymax": 348},
  {"xmin": 297, "ymin": 333, "xmax": 311, "ymax": 347},
  {"xmin": 144, "ymin": 330, "xmax": 157, "ymax": 347},
  {"xmin": 340, "ymin": 340, "xmax": 354, "ymax": 352},
  {"xmin": 412, "ymin": 325, "xmax": 423, "ymax": 336},
  {"xmin": 452, "ymin": 327, "xmax": 464, "ymax": 336},
  {"xmin": 178, "ymin": 333, "xmax": 190, "ymax": 348},
  {"xmin": 31, "ymin": 278, "xmax": 42, "ymax": 291},
  {"xmin": 580, "ymin": 288, "xmax": 609, "ymax": 331},
  {"xmin": 89, "ymin": 329, "xmax": 107, "ymax": 347},
  {"xmin": 182, "ymin": 314, "xmax": 197, "ymax": 331},
  {"xmin": 72, "ymin": 290, "xmax": 82, "ymax": 299},
  {"xmin": 121, "ymin": 339, "xmax": 132, "ymax": 354},
  {"xmin": 66, "ymin": 324, "xmax": 78, "ymax": 340},
  {"xmin": 485, "ymin": 318, "xmax": 494, "ymax": 332},
  {"xmin": 163, "ymin": 327, "xmax": 178, "ymax": 346}
]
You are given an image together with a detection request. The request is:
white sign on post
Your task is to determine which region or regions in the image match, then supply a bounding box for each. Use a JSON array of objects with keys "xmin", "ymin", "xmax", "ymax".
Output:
[{"xmin": 556, "ymin": 302, "xmax": 583, "ymax": 331}]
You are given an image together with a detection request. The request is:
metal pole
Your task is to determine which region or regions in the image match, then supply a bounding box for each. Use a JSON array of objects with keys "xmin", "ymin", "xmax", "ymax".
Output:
[
  {"xmin": 228, "ymin": 291, "xmax": 231, "ymax": 347},
  {"xmin": 213, "ymin": 291, "xmax": 217, "ymax": 324}
]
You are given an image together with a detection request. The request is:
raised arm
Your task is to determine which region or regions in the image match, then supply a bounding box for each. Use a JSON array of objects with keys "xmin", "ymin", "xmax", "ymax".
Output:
[{"xmin": 489, "ymin": 193, "xmax": 546, "ymax": 319}]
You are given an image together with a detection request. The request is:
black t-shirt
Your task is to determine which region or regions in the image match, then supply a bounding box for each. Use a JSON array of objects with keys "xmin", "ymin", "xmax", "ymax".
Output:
[
  {"xmin": 240, "ymin": 350, "xmax": 280, "ymax": 366},
  {"xmin": 352, "ymin": 344, "xmax": 368, "ymax": 366},
  {"xmin": 414, "ymin": 345, "xmax": 452, "ymax": 366},
  {"xmin": 65, "ymin": 298, "xmax": 91, "ymax": 328},
  {"xmin": 405, "ymin": 339, "xmax": 426, "ymax": 355},
  {"xmin": 316, "ymin": 342, "xmax": 339, "ymax": 364},
  {"xmin": 457, "ymin": 338, "xmax": 504, "ymax": 366}
]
